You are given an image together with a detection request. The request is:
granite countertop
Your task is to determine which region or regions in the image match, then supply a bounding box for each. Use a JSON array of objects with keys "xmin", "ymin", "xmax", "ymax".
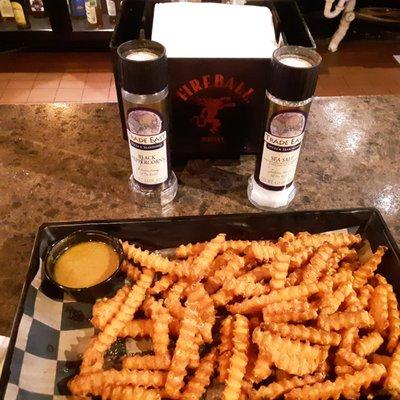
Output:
[{"xmin": 0, "ymin": 95, "xmax": 399, "ymax": 335}]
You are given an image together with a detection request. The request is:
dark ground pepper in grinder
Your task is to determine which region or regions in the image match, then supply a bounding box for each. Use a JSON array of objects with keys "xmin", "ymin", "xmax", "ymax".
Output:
[{"xmin": 117, "ymin": 39, "xmax": 178, "ymax": 207}]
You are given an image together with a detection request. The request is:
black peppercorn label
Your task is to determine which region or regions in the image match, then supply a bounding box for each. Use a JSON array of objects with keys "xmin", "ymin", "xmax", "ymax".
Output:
[
  {"xmin": 127, "ymin": 108, "xmax": 168, "ymax": 185},
  {"xmin": 259, "ymin": 111, "xmax": 306, "ymax": 188}
]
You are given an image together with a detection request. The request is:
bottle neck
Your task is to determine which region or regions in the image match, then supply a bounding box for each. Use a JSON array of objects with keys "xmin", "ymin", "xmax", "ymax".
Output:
[
  {"xmin": 266, "ymin": 90, "xmax": 313, "ymax": 108},
  {"xmin": 121, "ymin": 87, "xmax": 168, "ymax": 104}
]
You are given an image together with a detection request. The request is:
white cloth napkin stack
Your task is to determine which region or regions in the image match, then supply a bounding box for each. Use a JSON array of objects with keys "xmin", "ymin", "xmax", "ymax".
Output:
[{"xmin": 151, "ymin": 2, "xmax": 278, "ymax": 58}]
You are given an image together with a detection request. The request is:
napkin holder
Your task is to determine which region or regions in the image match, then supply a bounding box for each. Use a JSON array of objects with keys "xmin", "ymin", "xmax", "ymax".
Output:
[{"xmin": 111, "ymin": 0, "xmax": 316, "ymax": 163}]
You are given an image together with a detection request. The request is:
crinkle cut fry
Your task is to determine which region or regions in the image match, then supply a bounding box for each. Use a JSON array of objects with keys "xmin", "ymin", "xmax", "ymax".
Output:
[
  {"xmin": 186, "ymin": 283, "xmax": 215, "ymax": 343},
  {"xmin": 334, "ymin": 327, "xmax": 359, "ymax": 376},
  {"xmin": 370, "ymin": 284, "xmax": 389, "ymax": 334},
  {"xmin": 188, "ymin": 334, "xmax": 202, "ymax": 369},
  {"xmin": 181, "ymin": 349, "xmax": 217, "ymax": 400},
  {"xmin": 284, "ymin": 363, "xmax": 386, "ymax": 400},
  {"xmin": 320, "ymin": 281, "xmax": 353, "ymax": 315},
  {"xmin": 330, "ymin": 269, "xmax": 353, "ymax": 286},
  {"xmin": 358, "ymin": 284, "xmax": 374, "ymax": 309},
  {"xmin": 228, "ymin": 282, "xmax": 327, "ymax": 314},
  {"xmin": 150, "ymin": 300, "xmax": 171, "ymax": 362},
  {"xmin": 245, "ymin": 264, "xmax": 272, "ymax": 282},
  {"xmin": 289, "ymin": 246, "xmax": 314, "ymax": 269},
  {"xmin": 353, "ymin": 246, "xmax": 387, "ymax": 289},
  {"xmin": 318, "ymin": 310, "xmax": 374, "ymax": 331},
  {"xmin": 336, "ymin": 348, "xmax": 368, "ymax": 371},
  {"xmin": 185, "ymin": 233, "xmax": 225, "ymax": 280},
  {"xmin": 164, "ymin": 279, "xmax": 189, "ymax": 320},
  {"xmin": 317, "ymin": 347, "xmax": 330, "ymax": 375},
  {"xmin": 261, "ymin": 298, "xmax": 310, "ymax": 316},
  {"xmin": 211, "ymin": 287, "xmax": 233, "ymax": 308},
  {"xmin": 207, "ymin": 251, "xmax": 231, "ymax": 280},
  {"xmin": 387, "ymin": 284, "xmax": 400, "ymax": 352},
  {"xmin": 141, "ymin": 296, "xmax": 156, "ymax": 318},
  {"xmin": 335, "ymin": 364, "xmax": 355, "ymax": 376},
  {"xmin": 276, "ymin": 232, "xmax": 296, "ymax": 252},
  {"xmin": 269, "ymin": 252, "xmax": 291, "ymax": 290},
  {"xmin": 311, "ymin": 250, "xmax": 347, "ymax": 276},
  {"xmin": 122, "ymin": 241, "xmax": 179, "ymax": 274},
  {"xmin": 281, "ymin": 231, "xmax": 361, "ymax": 255},
  {"xmin": 68, "ymin": 369, "xmax": 166, "ymax": 397},
  {"xmin": 205, "ymin": 252, "xmax": 245, "ymax": 294},
  {"xmin": 212, "ymin": 280, "xmax": 267, "ymax": 308},
  {"xmin": 176, "ymin": 241, "xmax": 205, "ymax": 258},
  {"xmin": 343, "ymin": 288, "xmax": 364, "ymax": 312},
  {"xmin": 254, "ymin": 372, "xmax": 325, "ymax": 400},
  {"xmin": 264, "ymin": 322, "xmax": 341, "ymax": 346},
  {"xmin": 324, "ymin": 246, "xmax": 356, "ymax": 277},
  {"xmin": 385, "ymin": 340, "xmax": 400, "ymax": 397},
  {"xmin": 120, "ymin": 259, "xmax": 141, "ymax": 282},
  {"xmin": 122, "ymin": 354, "xmax": 171, "ymax": 370},
  {"xmin": 101, "ymin": 385, "xmax": 161, "ymax": 400},
  {"xmin": 76, "ymin": 268, "xmax": 154, "ymax": 376},
  {"xmin": 218, "ymin": 316, "xmax": 233, "ymax": 383},
  {"xmin": 253, "ymin": 328, "xmax": 328, "ymax": 376},
  {"xmin": 286, "ymin": 268, "xmax": 303, "ymax": 287},
  {"xmin": 222, "ymin": 315, "xmax": 249, "ymax": 400},
  {"xmin": 251, "ymin": 346, "xmax": 273, "ymax": 383},
  {"xmin": 221, "ymin": 240, "xmax": 254, "ymax": 254},
  {"xmin": 91, "ymin": 285, "xmax": 131, "ymax": 330},
  {"xmin": 244, "ymin": 241, "xmax": 280, "ymax": 262},
  {"xmin": 354, "ymin": 331, "xmax": 384, "ymax": 357},
  {"xmin": 150, "ymin": 274, "xmax": 177, "ymax": 295},
  {"xmin": 219, "ymin": 316, "xmax": 233, "ymax": 354},
  {"xmin": 223, "ymin": 272, "xmax": 269, "ymax": 297},
  {"xmin": 175, "ymin": 239, "xmax": 252, "ymax": 259},
  {"xmin": 118, "ymin": 319, "xmax": 153, "ymax": 338},
  {"xmin": 263, "ymin": 309, "xmax": 318, "ymax": 324},
  {"xmin": 301, "ymin": 244, "xmax": 334, "ymax": 284},
  {"xmin": 164, "ymin": 294, "xmax": 200, "ymax": 399}
]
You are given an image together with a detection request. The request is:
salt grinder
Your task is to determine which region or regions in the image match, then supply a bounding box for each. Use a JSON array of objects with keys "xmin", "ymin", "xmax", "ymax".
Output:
[{"xmin": 248, "ymin": 45, "xmax": 321, "ymax": 209}]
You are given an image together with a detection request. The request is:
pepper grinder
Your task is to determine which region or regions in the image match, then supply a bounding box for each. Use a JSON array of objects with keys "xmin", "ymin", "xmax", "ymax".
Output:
[{"xmin": 117, "ymin": 39, "xmax": 178, "ymax": 207}]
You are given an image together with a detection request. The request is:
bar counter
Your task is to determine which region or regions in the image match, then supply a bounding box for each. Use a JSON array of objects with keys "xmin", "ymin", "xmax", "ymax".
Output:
[{"xmin": 0, "ymin": 95, "xmax": 399, "ymax": 335}]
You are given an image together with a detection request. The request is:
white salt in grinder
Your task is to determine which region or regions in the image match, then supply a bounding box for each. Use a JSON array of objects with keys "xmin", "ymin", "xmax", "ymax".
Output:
[{"xmin": 248, "ymin": 45, "xmax": 321, "ymax": 209}]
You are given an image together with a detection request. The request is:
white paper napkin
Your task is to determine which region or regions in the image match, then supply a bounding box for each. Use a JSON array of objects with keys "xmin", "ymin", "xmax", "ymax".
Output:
[{"xmin": 151, "ymin": 2, "xmax": 278, "ymax": 58}]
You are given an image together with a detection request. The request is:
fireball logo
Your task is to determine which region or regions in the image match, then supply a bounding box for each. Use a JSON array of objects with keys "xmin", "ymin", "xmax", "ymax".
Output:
[
  {"xmin": 192, "ymin": 97, "xmax": 236, "ymax": 134},
  {"xmin": 128, "ymin": 110, "xmax": 162, "ymax": 136}
]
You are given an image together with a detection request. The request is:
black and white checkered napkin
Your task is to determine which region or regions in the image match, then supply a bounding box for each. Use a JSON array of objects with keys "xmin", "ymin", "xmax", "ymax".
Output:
[{"xmin": 4, "ymin": 263, "xmax": 96, "ymax": 399}]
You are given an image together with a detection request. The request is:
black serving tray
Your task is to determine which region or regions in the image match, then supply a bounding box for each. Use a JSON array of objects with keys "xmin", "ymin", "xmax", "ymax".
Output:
[{"xmin": 1, "ymin": 207, "xmax": 399, "ymax": 397}]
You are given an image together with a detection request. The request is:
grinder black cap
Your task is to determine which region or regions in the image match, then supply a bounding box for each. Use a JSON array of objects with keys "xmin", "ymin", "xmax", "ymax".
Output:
[
  {"xmin": 117, "ymin": 39, "xmax": 168, "ymax": 95},
  {"xmin": 268, "ymin": 46, "xmax": 322, "ymax": 102}
]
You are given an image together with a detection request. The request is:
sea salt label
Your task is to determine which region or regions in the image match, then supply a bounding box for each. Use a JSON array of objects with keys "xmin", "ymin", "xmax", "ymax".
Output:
[{"xmin": 259, "ymin": 111, "xmax": 306, "ymax": 188}]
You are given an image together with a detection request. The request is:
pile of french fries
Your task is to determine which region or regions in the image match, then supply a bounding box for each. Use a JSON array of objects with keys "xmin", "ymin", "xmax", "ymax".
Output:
[{"xmin": 68, "ymin": 231, "xmax": 400, "ymax": 399}]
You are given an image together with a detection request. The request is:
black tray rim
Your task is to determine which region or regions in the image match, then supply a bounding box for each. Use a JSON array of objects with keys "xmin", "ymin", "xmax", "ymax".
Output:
[{"xmin": 1, "ymin": 206, "xmax": 399, "ymax": 395}]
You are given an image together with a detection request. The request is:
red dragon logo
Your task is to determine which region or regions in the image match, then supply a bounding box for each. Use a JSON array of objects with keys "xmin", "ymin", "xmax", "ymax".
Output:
[{"xmin": 192, "ymin": 97, "xmax": 236, "ymax": 134}]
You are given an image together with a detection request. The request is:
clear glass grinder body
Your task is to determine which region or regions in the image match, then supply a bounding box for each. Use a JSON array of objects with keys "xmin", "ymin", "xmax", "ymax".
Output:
[
  {"xmin": 117, "ymin": 39, "xmax": 178, "ymax": 207},
  {"xmin": 248, "ymin": 45, "xmax": 322, "ymax": 210}
]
